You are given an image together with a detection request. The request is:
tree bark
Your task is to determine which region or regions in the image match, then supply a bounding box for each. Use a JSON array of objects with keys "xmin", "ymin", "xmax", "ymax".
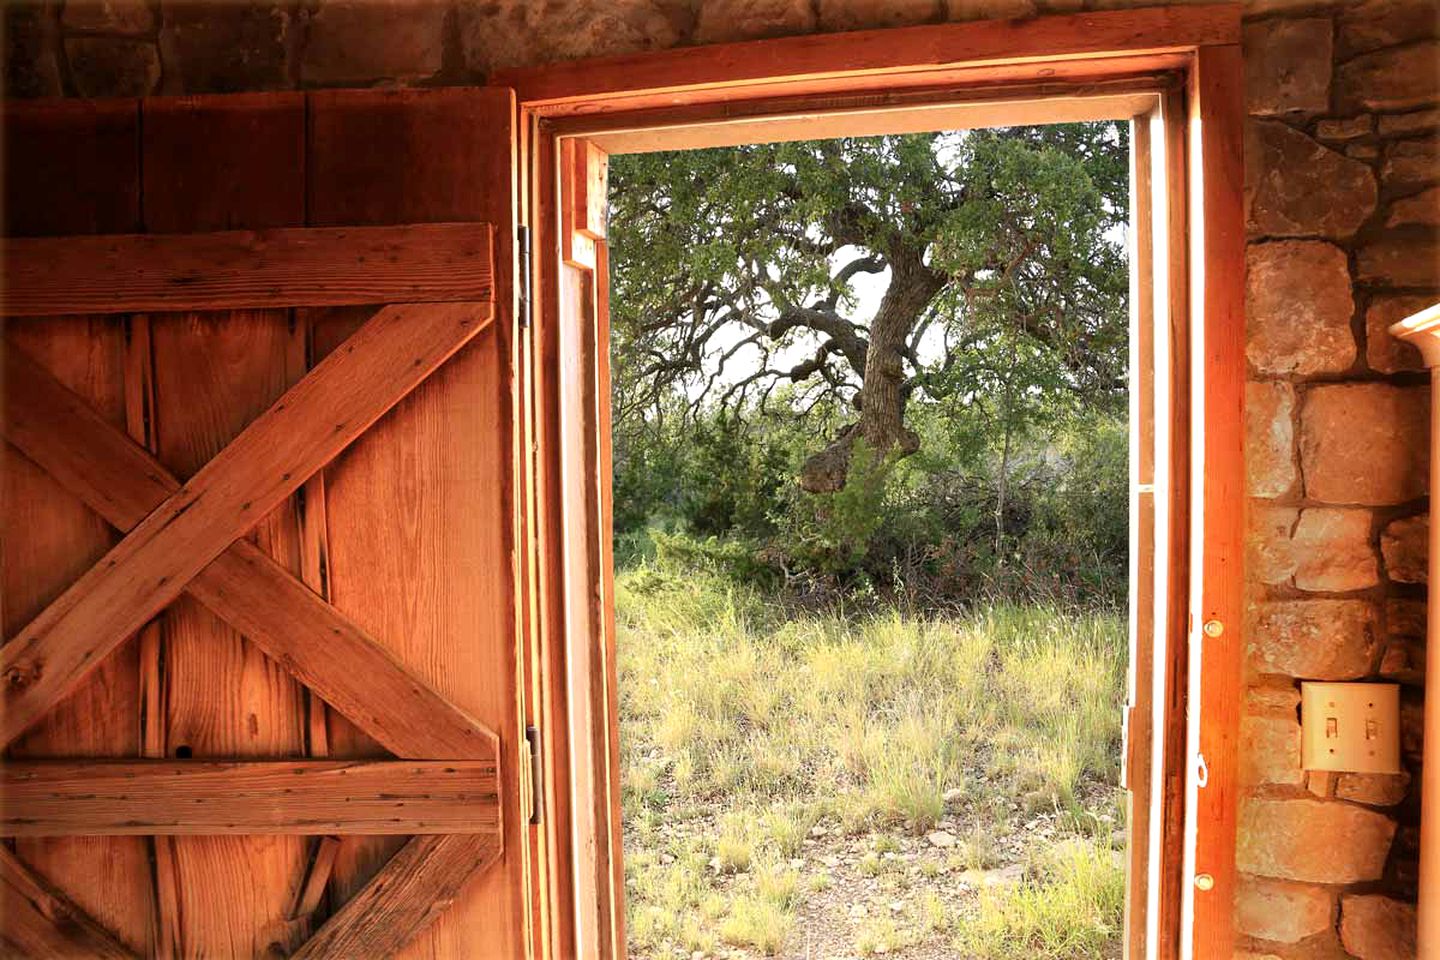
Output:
[{"xmin": 800, "ymin": 245, "xmax": 944, "ymax": 492}]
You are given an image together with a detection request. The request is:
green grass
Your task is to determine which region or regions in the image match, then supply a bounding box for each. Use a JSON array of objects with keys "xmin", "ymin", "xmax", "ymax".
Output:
[
  {"xmin": 952, "ymin": 841, "xmax": 1127, "ymax": 959},
  {"xmin": 618, "ymin": 561, "xmax": 1126, "ymax": 958}
]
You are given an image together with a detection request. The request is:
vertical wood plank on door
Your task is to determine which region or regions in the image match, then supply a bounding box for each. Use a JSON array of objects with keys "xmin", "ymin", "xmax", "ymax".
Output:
[
  {"xmin": 307, "ymin": 87, "xmax": 526, "ymax": 959},
  {"xmin": 2, "ymin": 100, "xmax": 141, "ymax": 237},
  {"xmin": 2, "ymin": 99, "xmax": 151, "ymax": 955},
  {"xmin": 148, "ymin": 309, "xmax": 312, "ymax": 957},
  {"xmin": 3, "ymin": 318, "xmax": 153, "ymax": 956},
  {"xmin": 139, "ymin": 93, "xmax": 313, "ymax": 959}
]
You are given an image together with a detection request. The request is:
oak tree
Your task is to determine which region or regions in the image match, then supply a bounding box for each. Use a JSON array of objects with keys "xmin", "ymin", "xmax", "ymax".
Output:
[{"xmin": 608, "ymin": 122, "xmax": 1129, "ymax": 493}]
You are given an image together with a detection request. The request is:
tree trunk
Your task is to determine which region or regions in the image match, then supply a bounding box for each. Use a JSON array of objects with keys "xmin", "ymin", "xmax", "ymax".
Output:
[{"xmin": 799, "ymin": 246, "xmax": 944, "ymax": 493}]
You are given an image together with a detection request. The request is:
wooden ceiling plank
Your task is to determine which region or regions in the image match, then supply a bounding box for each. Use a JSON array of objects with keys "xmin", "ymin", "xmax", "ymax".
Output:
[
  {"xmin": 2, "ymin": 344, "xmax": 499, "ymax": 762},
  {"xmin": 1, "ymin": 223, "xmax": 494, "ymax": 318},
  {"xmin": 0, "ymin": 846, "xmax": 137, "ymax": 959},
  {"xmin": 0, "ymin": 760, "xmax": 500, "ymax": 837},
  {"xmin": 292, "ymin": 833, "xmax": 502, "ymax": 959},
  {"xmin": 0, "ymin": 299, "xmax": 494, "ymax": 749}
]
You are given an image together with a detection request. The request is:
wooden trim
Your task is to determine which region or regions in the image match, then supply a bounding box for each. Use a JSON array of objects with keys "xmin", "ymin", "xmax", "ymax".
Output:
[
  {"xmin": 1, "ymin": 222, "xmax": 494, "ymax": 317},
  {"xmin": 1124, "ymin": 108, "xmax": 1158, "ymax": 960},
  {"xmin": 0, "ymin": 760, "xmax": 501, "ymax": 836},
  {"xmin": 497, "ymin": 5, "xmax": 1238, "ymax": 113},
  {"xmin": 582, "ymin": 88, "xmax": 1162, "ymax": 154},
  {"xmin": 0, "ymin": 300, "xmax": 494, "ymax": 748},
  {"xmin": 292, "ymin": 833, "xmax": 502, "ymax": 959},
  {"xmin": 1186, "ymin": 44, "xmax": 1246, "ymax": 958},
  {"xmin": 595, "ymin": 240, "xmax": 626, "ymax": 960},
  {"xmin": 0, "ymin": 846, "xmax": 137, "ymax": 959},
  {"xmin": 2, "ymin": 338, "xmax": 500, "ymax": 764},
  {"xmin": 1157, "ymin": 84, "xmax": 1193, "ymax": 959}
]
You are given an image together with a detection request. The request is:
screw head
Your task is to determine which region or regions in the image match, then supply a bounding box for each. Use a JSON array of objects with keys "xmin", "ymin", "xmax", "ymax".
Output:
[{"xmin": 1202, "ymin": 619, "xmax": 1224, "ymax": 638}]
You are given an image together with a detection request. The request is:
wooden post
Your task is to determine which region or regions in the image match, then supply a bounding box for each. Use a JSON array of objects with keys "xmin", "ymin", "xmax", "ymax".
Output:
[{"xmin": 1388, "ymin": 302, "xmax": 1440, "ymax": 959}]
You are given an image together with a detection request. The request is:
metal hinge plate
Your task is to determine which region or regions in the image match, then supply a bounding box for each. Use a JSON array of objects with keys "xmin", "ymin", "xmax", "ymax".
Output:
[
  {"xmin": 517, "ymin": 224, "xmax": 532, "ymax": 329},
  {"xmin": 523, "ymin": 725, "xmax": 543, "ymax": 825}
]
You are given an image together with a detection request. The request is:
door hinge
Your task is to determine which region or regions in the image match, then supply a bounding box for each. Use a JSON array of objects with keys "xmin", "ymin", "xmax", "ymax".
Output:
[
  {"xmin": 523, "ymin": 725, "xmax": 543, "ymax": 825},
  {"xmin": 517, "ymin": 224, "xmax": 532, "ymax": 329}
]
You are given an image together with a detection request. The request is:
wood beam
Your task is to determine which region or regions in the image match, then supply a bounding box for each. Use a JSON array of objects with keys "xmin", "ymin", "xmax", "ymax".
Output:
[
  {"xmin": 0, "ymin": 761, "xmax": 499, "ymax": 836},
  {"xmin": 495, "ymin": 4, "xmax": 1239, "ymax": 113},
  {"xmin": 0, "ymin": 300, "xmax": 493, "ymax": 748},
  {"xmin": 293, "ymin": 833, "xmax": 501, "ymax": 959},
  {"xmin": 1, "ymin": 343, "xmax": 500, "ymax": 762},
  {"xmin": 0, "ymin": 847, "xmax": 137, "ymax": 958},
  {"xmin": 1, "ymin": 222, "xmax": 493, "ymax": 317}
]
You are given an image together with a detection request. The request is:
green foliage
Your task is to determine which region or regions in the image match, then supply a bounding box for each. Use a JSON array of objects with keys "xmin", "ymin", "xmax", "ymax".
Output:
[{"xmin": 612, "ymin": 400, "xmax": 1128, "ymax": 605}]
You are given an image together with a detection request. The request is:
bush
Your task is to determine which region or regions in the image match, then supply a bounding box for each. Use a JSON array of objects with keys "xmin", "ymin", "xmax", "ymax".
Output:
[{"xmin": 612, "ymin": 400, "xmax": 1128, "ymax": 610}]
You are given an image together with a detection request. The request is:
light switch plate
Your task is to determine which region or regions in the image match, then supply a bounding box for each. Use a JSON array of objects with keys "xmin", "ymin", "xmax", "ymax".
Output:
[{"xmin": 1300, "ymin": 682, "xmax": 1401, "ymax": 774}]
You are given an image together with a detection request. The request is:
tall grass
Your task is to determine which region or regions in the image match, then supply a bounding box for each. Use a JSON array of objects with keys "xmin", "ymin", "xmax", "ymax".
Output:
[{"xmin": 618, "ymin": 561, "xmax": 1126, "ymax": 957}]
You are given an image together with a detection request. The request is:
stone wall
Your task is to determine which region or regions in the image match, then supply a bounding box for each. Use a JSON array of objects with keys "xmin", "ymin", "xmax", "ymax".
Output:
[
  {"xmin": 1240, "ymin": 2, "xmax": 1436, "ymax": 958},
  {"xmin": 4, "ymin": 0, "xmax": 1438, "ymax": 956}
]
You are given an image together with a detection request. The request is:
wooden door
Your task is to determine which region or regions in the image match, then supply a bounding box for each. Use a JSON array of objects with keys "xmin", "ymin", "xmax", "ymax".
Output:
[{"xmin": 1, "ymin": 89, "xmax": 529, "ymax": 958}]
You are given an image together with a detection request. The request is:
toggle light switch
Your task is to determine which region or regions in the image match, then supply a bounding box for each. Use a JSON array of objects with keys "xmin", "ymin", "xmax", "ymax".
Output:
[{"xmin": 1300, "ymin": 682, "xmax": 1401, "ymax": 774}]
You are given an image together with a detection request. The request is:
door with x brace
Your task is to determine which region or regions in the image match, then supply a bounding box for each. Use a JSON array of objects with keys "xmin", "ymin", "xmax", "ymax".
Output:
[{"xmin": 1, "ymin": 88, "xmax": 529, "ymax": 958}]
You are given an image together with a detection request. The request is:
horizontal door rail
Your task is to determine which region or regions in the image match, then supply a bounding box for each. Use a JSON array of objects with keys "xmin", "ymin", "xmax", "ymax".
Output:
[
  {"xmin": 1, "ymin": 222, "xmax": 494, "ymax": 316},
  {"xmin": 0, "ymin": 760, "xmax": 501, "ymax": 836}
]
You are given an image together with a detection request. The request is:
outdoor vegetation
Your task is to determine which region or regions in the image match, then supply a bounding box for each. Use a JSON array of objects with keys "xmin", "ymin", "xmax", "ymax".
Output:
[{"xmin": 609, "ymin": 121, "xmax": 1131, "ymax": 958}]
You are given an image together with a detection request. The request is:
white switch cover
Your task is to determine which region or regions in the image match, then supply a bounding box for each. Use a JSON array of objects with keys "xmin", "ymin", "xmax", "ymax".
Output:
[{"xmin": 1300, "ymin": 682, "xmax": 1401, "ymax": 774}]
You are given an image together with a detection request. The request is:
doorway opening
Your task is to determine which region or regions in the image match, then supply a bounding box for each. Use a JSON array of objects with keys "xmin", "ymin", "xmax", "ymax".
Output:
[
  {"xmin": 606, "ymin": 118, "xmax": 1134, "ymax": 960},
  {"xmin": 502, "ymin": 11, "xmax": 1244, "ymax": 958}
]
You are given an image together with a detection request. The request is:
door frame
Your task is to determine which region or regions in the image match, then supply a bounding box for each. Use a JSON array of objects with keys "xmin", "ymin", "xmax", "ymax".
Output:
[{"xmin": 497, "ymin": 6, "xmax": 1245, "ymax": 958}]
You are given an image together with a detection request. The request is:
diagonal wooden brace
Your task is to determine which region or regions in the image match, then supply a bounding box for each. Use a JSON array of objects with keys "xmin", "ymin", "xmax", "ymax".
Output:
[
  {"xmin": 4, "ymin": 342, "xmax": 498, "ymax": 762},
  {"xmin": 0, "ymin": 301, "xmax": 494, "ymax": 750}
]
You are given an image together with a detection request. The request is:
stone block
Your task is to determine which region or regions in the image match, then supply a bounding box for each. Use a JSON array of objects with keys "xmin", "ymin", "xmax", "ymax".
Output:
[
  {"xmin": 1235, "ymin": 877, "xmax": 1332, "ymax": 943},
  {"xmin": 1382, "ymin": 137, "xmax": 1440, "ymax": 188},
  {"xmin": 1249, "ymin": 599, "xmax": 1379, "ymax": 680},
  {"xmin": 1367, "ymin": 294, "xmax": 1433, "ymax": 373},
  {"xmin": 1316, "ymin": 115, "xmax": 1374, "ymax": 141},
  {"xmin": 1246, "ymin": 240, "xmax": 1355, "ymax": 376},
  {"xmin": 820, "ymin": 0, "xmax": 941, "ymax": 31},
  {"xmin": 1239, "ymin": 712, "xmax": 1303, "ymax": 785},
  {"xmin": 459, "ymin": 0, "xmax": 690, "ymax": 74},
  {"xmin": 1338, "ymin": 0, "xmax": 1440, "ymax": 57},
  {"xmin": 1337, "ymin": 41, "xmax": 1440, "ymax": 112},
  {"xmin": 4, "ymin": 1, "xmax": 61, "ymax": 98},
  {"xmin": 62, "ymin": 0, "xmax": 152, "ymax": 34},
  {"xmin": 159, "ymin": 2, "xmax": 293, "ymax": 93},
  {"xmin": 1300, "ymin": 383, "xmax": 1429, "ymax": 505},
  {"xmin": 64, "ymin": 37, "xmax": 159, "ymax": 97},
  {"xmin": 944, "ymin": 0, "xmax": 1039, "ymax": 20},
  {"xmin": 1380, "ymin": 598, "xmax": 1426, "ymax": 686},
  {"xmin": 1336, "ymin": 770, "xmax": 1412, "ymax": 806},
  {"xmin": 695, "ymin": 0, "xmax": 816, "ymax": 43},
  {"xmin": 1357, "ymin": 233, "xmax": 1440, "ymax": 288},
  {"xmin": 1246, "ymin": 120, "xmax": 1378, "ymax": 239},
  {"xmin": 1292, "ymin": 507, "xmax": 1379, "ymax": 591},
  {"xmin": 1381, "ymin": 514, "xmax": 1427, "ymax": 583},
  {"xmin": 1237, "ymin": 798, "xmax": 1396, "ymax": 883},
  {"xmin": 303, "ymin": 0, "xmax": 445, "ymax": 84},
  {"xmin": 1249, "ymin": 506, "xmax": 1299, "ymax": 585},
  {"xmin": 1379, "ymin": 108, "xmax": 1440, "ymax": 138},
  {"xmin": 1340, "ymin": 894, "xmax": 1418, "ymax": 960},
  {"xmin": 1244, "ymin": 17, "xmax": 1332, "ymax": 116},
  {"xmin": 1247, "ymin": 381, "xmax": 1299, "ymax": 499},
  {"xmin": 1388, "ymin": 185, "xmax": 1440, "ymax": 227}
]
